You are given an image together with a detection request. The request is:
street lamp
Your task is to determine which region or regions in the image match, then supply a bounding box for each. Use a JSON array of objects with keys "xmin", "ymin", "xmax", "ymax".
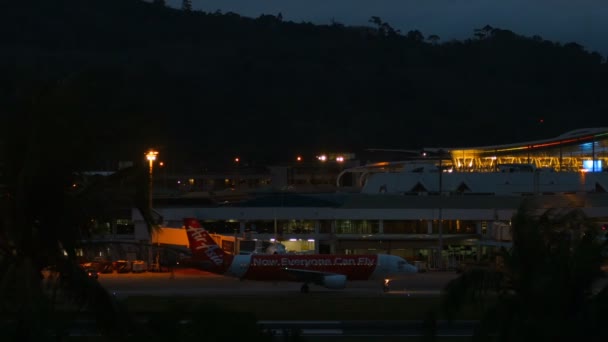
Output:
[
  {"xmin": 434, "ymin": 149, "xmax": 449, "ymax": 270},
  {"xmin": 421, "ymin": 148, "xmax": 448, "ymax": 270},
  {"xmin": 234, "ymin": 156, "xmax": 240, "ymax": 190},
  {"xmin": 145, "ymin": 150, "xmax": 158, "ymax": 210},
  {"xmin": 146, "ymin": 149, "xmax": 159, "ymax": 271},
  {"xmin": 438, "ymin": 155, "xmax": 444, "ymax": 270}
]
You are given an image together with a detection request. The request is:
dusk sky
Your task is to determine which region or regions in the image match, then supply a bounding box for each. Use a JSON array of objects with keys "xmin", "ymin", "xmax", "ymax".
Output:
[{"xmin": 164, "ymin": 0, "xmax": 608, "ymax": 56}]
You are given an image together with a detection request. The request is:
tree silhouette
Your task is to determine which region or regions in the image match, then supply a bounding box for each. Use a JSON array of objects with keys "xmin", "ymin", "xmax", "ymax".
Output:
[
  {"xmin": 440, "ymin": 201, "xmax": 608, "ymax": 341},
  {"xmin": 0, "ymin": 77, "xmax": 158, "ymax": 340},
  {"xmin": 369, "ymin": 16, "xmax": 383, "ymax": 27},
  {"xmin": 181, "ymin": 0, "xmax": 192, "ymax": 12},
  {"xmin": 1, "ymin": 0, "xmax": 607, "ymax": 163},
  {"xmin": 330, "ymin": 17, "xmax": 344, "ymax": 28},
  {"xmin": 368, "ymin": 16, "xmax": 398, "ymax": 36},
  {"xmin": 474, "ymin": 24, "xmax": 495, "ymax": 39},
  {"xmin": 406, "ymin": 30, "xmax": 425, "ymax": 42},
  {"xmin": 427, "ymin": 34, "xmax": 441, "ymax": 45}
]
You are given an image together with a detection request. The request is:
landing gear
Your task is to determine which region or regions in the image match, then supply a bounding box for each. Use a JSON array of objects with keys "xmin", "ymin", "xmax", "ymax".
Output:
[
  {"xmin": 300, "ymin": 283, "xmax": 310, "ymax": 293},
  {"xmin": 383, "ymin": 279, "xmax": 390, "ymax": 292}
]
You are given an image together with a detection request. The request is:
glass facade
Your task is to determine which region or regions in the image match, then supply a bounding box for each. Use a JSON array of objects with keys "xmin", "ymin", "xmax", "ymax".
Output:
[
  {"xmin": 209, "ymin": 219, "xmax": 481, "ymax": 236},
  {"xmin": 283, "ymin": 220, "xmax": 316, "ymax": 234},
  {"xmin": 115, "ymin": 219, "xmax": 135, "ymax": 235},
  {"xmin": 431, "ymin": 220, "xmax": 477, "ymax": 234},
  {"xmin": 245, "ymin": 220, "xmax": 275, "ymax": 234},
  {"xmin": 318, "ymin": 220, "xmax": 333, "ymax": 234},
  {"xmin": 335, "ymin": 220, "xmax": 379, "ymax": 234},
  {"xmin": 201, "ymin": 220, "xmax": 240, "ymax": 234},
  {"xmin": 383, "ymin": 220, "xmax": 428, "ymax": 234},
  {"xmin": 243, "ymin": 220, "xmax": 317, "ymax": 235},
  {"xmin": 449, "ymin": 130, "xmax": 608, "ymax": 173},
  {"xmin": 91, "ymin": 221, "xmax": 112, "ymax": 236}
]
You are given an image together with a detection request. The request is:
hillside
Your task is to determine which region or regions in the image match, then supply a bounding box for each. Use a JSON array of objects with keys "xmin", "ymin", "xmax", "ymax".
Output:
[{"xmin": 1, "ymin": 0, "xmax": 607, "ymax": 168}]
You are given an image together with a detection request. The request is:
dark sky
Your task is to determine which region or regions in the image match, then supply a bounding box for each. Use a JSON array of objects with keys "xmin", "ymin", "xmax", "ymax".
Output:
[{"xmin": 165, "ymin": 0, "xmax": 608, "ymax": 56}]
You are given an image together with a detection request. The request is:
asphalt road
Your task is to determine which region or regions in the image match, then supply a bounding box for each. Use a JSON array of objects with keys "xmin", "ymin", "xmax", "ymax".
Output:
[
  {"xmin": 258, "ymin": 320, "xmax": 477, "ymax": 338},
  {"xmin": 56, "ymin": 270, "xmax": 468, "ymax": 339},
  {"xmin": 98, "ymin": 268, "xmax": 460, "ymax": 297}
]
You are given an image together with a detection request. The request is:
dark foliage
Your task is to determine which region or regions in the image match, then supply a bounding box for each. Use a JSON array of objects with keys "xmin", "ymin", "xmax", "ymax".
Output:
[
  {"xmin": 0, "ymin": 65, "xmax": 157, "ymax": 340},
  {"xmin": 440, "ymin": 203, "xmax": 608, "ymax": 341},
  {"xmin": 139, "ymin": 301, "xmax": 272, "ymax": 341},
  {"xmin": 1, "ymin": 0, "xmax": 607, "ymax": 167}
]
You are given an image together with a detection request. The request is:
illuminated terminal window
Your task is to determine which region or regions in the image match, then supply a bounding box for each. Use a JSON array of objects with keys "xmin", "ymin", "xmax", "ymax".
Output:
[
  {"xmin": 583, "ymin": 160, "xmax": 602, "ymax": 172},
  {"xmin": 446, "ymin": 129, "xmax": 608, "ymax": 173}
]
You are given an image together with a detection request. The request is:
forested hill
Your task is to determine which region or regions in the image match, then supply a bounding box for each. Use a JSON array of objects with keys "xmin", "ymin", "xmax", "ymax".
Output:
[{"xmin": 1, "ymin": 0, "xmax": 607, "ymax": 167}]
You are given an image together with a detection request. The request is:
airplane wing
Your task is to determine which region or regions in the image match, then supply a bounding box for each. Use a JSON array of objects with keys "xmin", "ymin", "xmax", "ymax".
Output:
[{"xmin": 282, "ymin": 267, "xmax": 342, "ymax": 286}]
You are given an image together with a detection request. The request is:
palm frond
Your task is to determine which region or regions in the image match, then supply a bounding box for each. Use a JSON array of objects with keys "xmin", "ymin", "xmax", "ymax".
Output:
[{"xmin": 441, "ymin": 201, "xmax": 608, "ymax": 339}]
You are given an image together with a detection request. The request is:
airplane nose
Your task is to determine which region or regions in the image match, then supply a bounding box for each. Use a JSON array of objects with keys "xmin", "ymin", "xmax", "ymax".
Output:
[{"xmin": 407, "ymin": 263, "xmax": 418, "ymax": 273}]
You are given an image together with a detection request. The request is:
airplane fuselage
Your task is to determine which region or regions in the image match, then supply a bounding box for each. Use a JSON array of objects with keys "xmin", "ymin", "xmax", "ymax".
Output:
[
  {"xmin": 225, "ymin": 254, "xmax": 414, "ymax": 281},
  {"xmin": 182, "ymin": 217, "xmax": 417, "ymax": 290}
]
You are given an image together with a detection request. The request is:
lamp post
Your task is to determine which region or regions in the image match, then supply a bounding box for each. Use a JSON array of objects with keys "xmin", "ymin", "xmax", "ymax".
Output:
[
  {"xmin": 146, "ymin": 150, "xmax": 158, "ymax": 211},
  {"xmin": 435, "ymin": 149, "xmax": 449, "ymax": 270},
  {"xmin": 146, "ymin": 149, "xmax": 159, "ymax": 272},
  {"xmin": 424, "ymin": 148, "xmax": 447, "ymax": 270},
  {"xmin": 438, "ymin": 155, "xmax": 444, "ymax": 270},
  {"xmin": 234, "ymin": 157, "xmax": 240, "ymax": 190}
]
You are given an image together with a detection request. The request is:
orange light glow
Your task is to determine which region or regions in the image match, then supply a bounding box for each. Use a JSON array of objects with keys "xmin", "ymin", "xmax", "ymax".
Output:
[{"xmin": 145, "ymin": 150, "xmax": 158, "ymax": 162}]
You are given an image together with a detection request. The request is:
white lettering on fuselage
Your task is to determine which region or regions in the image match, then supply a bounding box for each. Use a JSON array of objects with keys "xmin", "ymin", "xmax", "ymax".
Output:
[
  {"xmin": 187, "ymin": 226, "xmax": 223, "ymax": 266},
  {"xmin": 251, "ymin": 257, "xmax": 376, "ymax": 267},
  {"xmin": 357, "ymin": 257, "xmax": 375, "ymax": 266}
]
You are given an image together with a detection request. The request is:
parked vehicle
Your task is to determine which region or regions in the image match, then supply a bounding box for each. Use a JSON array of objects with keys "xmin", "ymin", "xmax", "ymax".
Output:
[
  {"xmin": 85, "ymin": 268, "xmax": 99, "ymax": 279},
  {"xmin": 114, "ymin": 260, "xmax": 131, "ymax": 273}
]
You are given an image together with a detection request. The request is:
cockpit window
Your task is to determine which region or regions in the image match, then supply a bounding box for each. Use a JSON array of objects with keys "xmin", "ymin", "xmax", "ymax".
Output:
[{"xmin": 397, "ymin": 260, "xmax": 406, "ymax": 270}]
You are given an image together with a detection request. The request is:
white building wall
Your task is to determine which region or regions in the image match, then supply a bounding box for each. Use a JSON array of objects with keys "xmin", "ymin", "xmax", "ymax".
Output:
[{"xmin": 362, "ymin": 171, "xmax": 608, "ymax": 195}]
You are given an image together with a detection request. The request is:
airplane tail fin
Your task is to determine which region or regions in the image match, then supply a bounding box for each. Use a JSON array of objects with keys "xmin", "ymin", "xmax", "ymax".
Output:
[{"xmin": 183, "ymin": 218, "xmax": 231, "ymax": 273}]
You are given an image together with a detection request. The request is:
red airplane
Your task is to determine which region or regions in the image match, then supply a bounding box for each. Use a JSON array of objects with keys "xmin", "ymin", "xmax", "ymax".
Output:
[{"xmin": 183, "ymin": 218, "xmax": 417, "ymax": 293}]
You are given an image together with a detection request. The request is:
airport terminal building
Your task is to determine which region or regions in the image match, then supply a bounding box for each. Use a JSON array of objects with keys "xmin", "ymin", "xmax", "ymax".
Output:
[{"xmin": 123, "ymin": 128, "xmax": 608, "ymax": 270}]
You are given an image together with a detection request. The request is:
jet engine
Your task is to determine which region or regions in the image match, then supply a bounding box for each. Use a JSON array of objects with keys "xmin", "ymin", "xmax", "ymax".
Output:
[
  {"xmin": 321, "ymin": 274, "xmax": 347, "ymax": 289},
  {"xmin": 265, "ymin": 242, "xmax": 287, "ymax": 254}
]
